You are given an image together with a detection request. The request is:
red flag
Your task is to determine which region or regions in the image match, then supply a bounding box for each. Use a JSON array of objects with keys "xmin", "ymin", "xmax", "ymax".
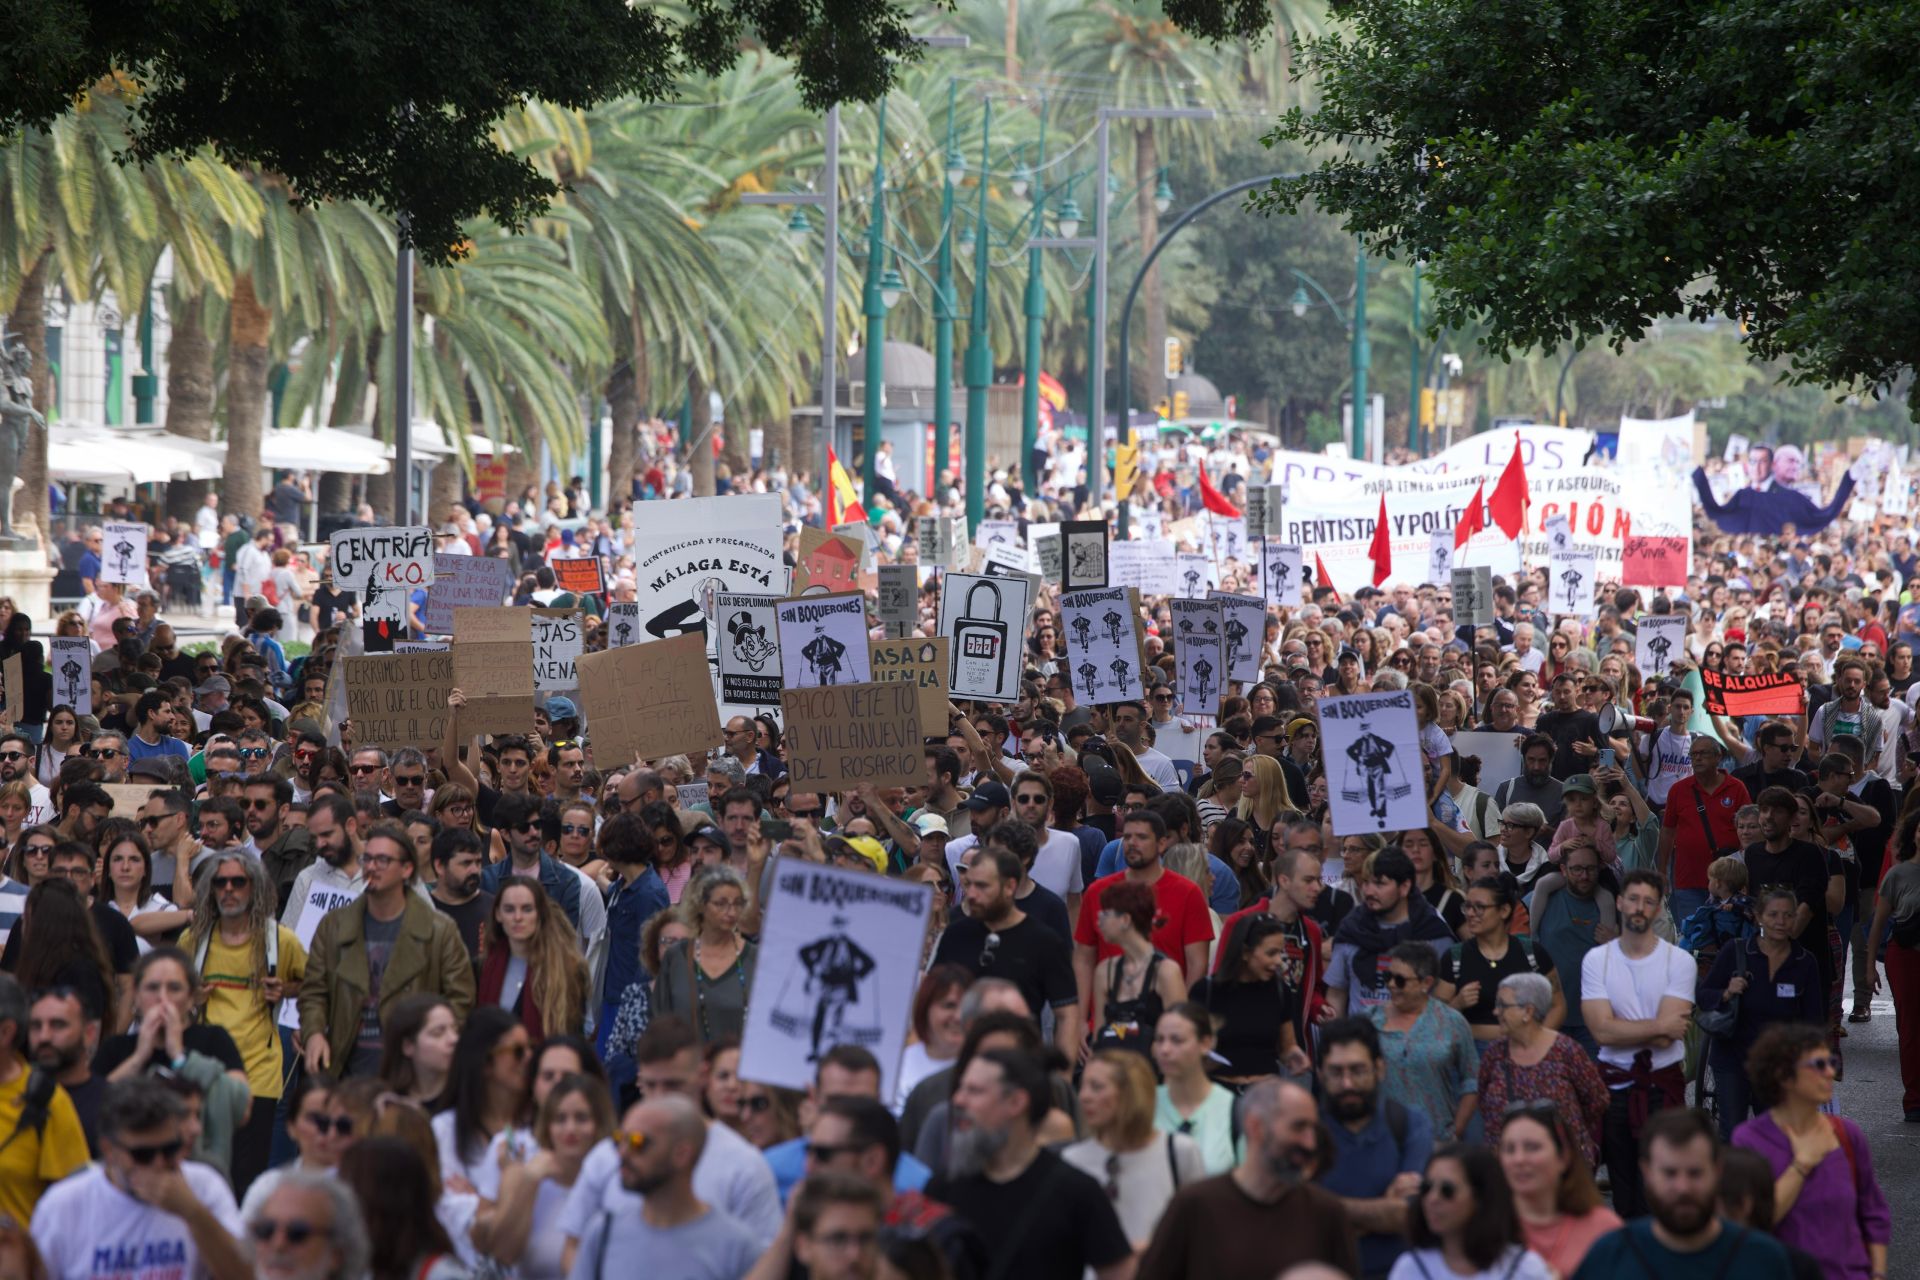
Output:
[
  {"xmin": 1488, "ymin": 437, "xmax": 1530, "ymax": 538},
  {"xmin": 1368, "ymin": 492, "xmax": 1393, "ymax": 586},
  {"xmin": 1454, "ymin": 481, "xmax": 1487, "ymax": 549},
  {"xmin": 1197, "ymin": 464, "xmax": 1242, "ymax": 518},
  {"xmin": 1313, "ymin": 552, "xmax": 1341, "ymax": 603}
]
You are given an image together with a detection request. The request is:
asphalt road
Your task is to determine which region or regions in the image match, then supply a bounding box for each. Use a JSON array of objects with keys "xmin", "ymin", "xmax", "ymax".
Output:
[{"xmin": 1832, "ymin": 986, "xmax": 1915, "ymax": 1278}]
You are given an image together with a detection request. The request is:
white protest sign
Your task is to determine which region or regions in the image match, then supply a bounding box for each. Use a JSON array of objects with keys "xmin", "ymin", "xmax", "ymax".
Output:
[
  {"xmin": 1452, "ymin": 730, "xmax": 1525, "ymax": 794},
  {"xmin": 1033, "ymin": 534, "xmax": 1063, "ymax": 584},
  {"xmin": 1210, "ymin": 591, "xmax": 1266, "ymax": 686},
  {"xmin": 1428, "ymin": 532, "xmax": 1455, "ymax": 587},
  {"xmin": 328, "ymin": 526, "xmax": 433, "ymax": 595},
  {"xmin": 716, "ymin": 594, "xmax": 783, "ymax": 705},
  {"xmin": 738, "ymin": 859, "xmax": 933, "ymax": 1100},
  {"xmin": 777, "ymin": 592, "xmax": 872, "ymax": 689},
  {"xmin": 1110, "ymin": 540, "xmax": 1177, "ymax": 596},
  {"xmin": 279, "ymin": 879, "xmax": 364, "ymax": 1029},
  {"xmin": 1453, "ymin": 565, "xmax": 1494, "ymax": 628},
  {"xmin": 100, "ymin": 522, "xmax": 149, "ymax": 587},
  {"xmin": 1548, "ymin": 548, "xmax": 1599, "ymax": 618},
  {"xmin": 1257, "ymin": 540, "xmax": 1304, "ymax": 607},
  {"xmin": 1543, "ymin": 513, "xmax": 1574, "ymax": 559},
  {"xmin": 1209, "ymin": 516, "xmax": 1249, "ymax": 565},
  {"xmin": 532, "ymin": 612, "xmax": 582, "ymax": 692},
  {"xmin": 975, "ymin": 519, "xmax": 1021, "ymax": 553},
  {"xmin": 1320, "ymin": 690, "xmax": 1427, "ymax": 836},
  {"xmin": 937, "ymin": 573, "xmax": 1030, "ymax": 704},
  {"xmin": 1058, "ymin": 588, "xmax": 1146, "ymax": 705},
  {"xmin": 1174, "ymin": 553, "xmax": 1217, "ymax": 600},
  {"xmin": 1635, "ymin": 614, "xmax": 1686, "ymax": 682},
  {"xmin": 49, "ymin": 637, "xmax": 90, "ymax": 715},
  {"xmin": 677, "ymin": 782, "xmax": 711, "ymax": 811},
  {"xmin": 629, "ymin": 494, "xmax": 783, "ymax": 644},
  {"xmin": 1168, "ymin": 597, "xmax": 1225, "ymax": 718},
  {"xmin": 1060, "ymin": 521, "xmax": 1110, "ymax": 591},
  {"xmin": 605, "ymin": 602, "xmax": 640, "ymax": 648}
]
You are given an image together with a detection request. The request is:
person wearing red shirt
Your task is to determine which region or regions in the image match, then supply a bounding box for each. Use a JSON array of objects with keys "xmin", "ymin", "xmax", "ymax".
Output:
[
  {"xmin": 1658, "ymin": 738, "xmax": 1750, "ymax": 925},
  {"xmin": 1073, "ymin": 810, "xmax": 1213, "ymax": 1022},
  {"xmin": 1214, "ymin": 845, "xmax": 1328, "ymax": 1050}
]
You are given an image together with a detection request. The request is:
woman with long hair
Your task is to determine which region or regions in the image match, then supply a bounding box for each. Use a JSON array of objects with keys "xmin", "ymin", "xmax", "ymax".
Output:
[
  {"xmin": 1442, "ymin": 879, "xmax": 1568, "ymax": 1046},
  {"xmin": 379, "ymin": 993, "xmax": 459, "ymax": 1110},
  {"xmin": 1402, "ymin": 826, "xmax": 1464, "ymax": 934},
  {"xmin": 1209, "ymin": 817, "xmax": 1268, "ymax": 909},
  {"xmin": 339, "ymin": 1136, "xmax": 466, "ymax": 1280},
  {"xmin": 1090, "ymin": 881, "xmax": 1187, "ymax": 1060},
  {"xmin": 430, "ymin": 1006, "xmax": 532, "ymax": 1192},
  {"xmin": 1063, "ymin": 1051, "xmax": 1208, "ymax": 1253},
  {"xmin": 702, "ymin": 1035, "xmax": 744, "ymax": 1124},
  {"xmin": 1187, "ymin": 914, "xmax": 1311, "ymax": 1084},
  {"xmin": 1235, "ymin": 754, "xmax": 1299, "ymax": 861},
  {"xmin": 1151, "ymin": 1002, "xmax": 1238, "ymax": 1175},
  {"xmin": 1498, "ymin": 1104, "xmax": 1620, "ymax": 1279},
  {"xmin": 15, "ymin": 878, "xmax": 116, "ymax": 1032},
  {"xmin": 101, "ymin": 828, "xmax": 189, "ymax": 947},
  {"xmin": 653, "ymin": 866, "xmax": 755, "ymax": 1044},
  {"xmin": 6, "ymin": 825, "xmax": 55, "ymax": 888},
  {"xmin": 34, "ymin": 706, "xmax": 78, "ymax": 786},
  {"xmin": 238, "ymin": 1075, "xmax": 341, "ymax": 1220},
  {"xmin": 477, "ymin": 875, "xmax": 588, "ymax": 1040},
  {"xmin": 896, "ymin": 966, "xmax": 972, "ymax": 1110},
  {"xmin": 1392, "ymin": 1144, "xmax": 1552, "ymax": 1280},
  {"xmin": 472, "ymin": 1075, "xmax": 614, "ymax": 1279},
  {"xmin": 737, "ymin": 1080, "xmax": 802, "ymax": 1150},
  {"xmin": 0, "ymin": 782, "xmax": 33, "ymax": 851}
]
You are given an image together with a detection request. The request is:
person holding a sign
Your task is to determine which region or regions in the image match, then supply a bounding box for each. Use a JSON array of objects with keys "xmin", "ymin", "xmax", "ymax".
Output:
[{"xmin": 652, "ymin": 866, "xmax": 756, "ymax": 1046}]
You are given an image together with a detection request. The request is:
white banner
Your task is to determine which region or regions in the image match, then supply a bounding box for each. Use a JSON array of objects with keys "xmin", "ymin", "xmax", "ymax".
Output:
[
  {"xmin": 1111, "ymin": 540, "xmax": 1177, "ymax": 596},
  {"xmin": 629, "ymin": 495, "xmax": 783, "ymax": 644},
  {"xmin": 1268, "ymin": 426, "xmax": 1596, "ymax": 491},
  {"xmin": 1321, "ymin": 690, "xmax": 1426, "ymax": 836}
]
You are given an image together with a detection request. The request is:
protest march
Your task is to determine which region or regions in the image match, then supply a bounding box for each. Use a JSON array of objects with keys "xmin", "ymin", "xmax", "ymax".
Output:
[{"xmin": 0, "ymin": 415, "xmax": 1908, "ymax": 1280}]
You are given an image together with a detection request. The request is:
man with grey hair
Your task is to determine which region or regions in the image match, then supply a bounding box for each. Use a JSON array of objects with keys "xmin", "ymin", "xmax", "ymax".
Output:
[
  {"xmin": 1138, "ymin": 1077, "xmax": 1357, "ymax": 1279},
  {"xmin": 381, "ymin": 747, "xmax": 431, "ymax": 818},
  {"xmin": 704, "ymin": 753, "xmax": 746, "ymax": 801},
  {"xmin": 31, "ymin": 1078, "xmax": 248, "ymax": 1280},
  {"xmin": 346, "ymin": 746, "xmax": 389, "ymax": 805},
  {"xmin": 247, "ymin": 1171, "xmax": 368, "ymax": 1280}
]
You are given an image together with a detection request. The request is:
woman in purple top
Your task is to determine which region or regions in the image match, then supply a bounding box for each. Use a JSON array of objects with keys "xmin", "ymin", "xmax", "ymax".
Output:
[{"xmin": 1731, "ymin": 1023, "xmax": 1890, "ymax": 1280}]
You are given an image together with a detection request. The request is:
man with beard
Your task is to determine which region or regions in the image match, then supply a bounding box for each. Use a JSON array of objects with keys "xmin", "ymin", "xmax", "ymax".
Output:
[
  {"xmin": 1324, "ymin": 847, "xmax": 1455, "ymax": 1017},
  {"xmin": 428, "ymin": 828, "xmax": 492, "ymax": 974},
  {"xmin": 480, "ymin": 792, "xmax": 583, "ymax": 931},
  {"xmin": 83, "ymin": 731, "xmax": 129, "ymax": 783},
  {"xmin": 1579, "ymin": 870, "xmax": 1695, "ymax": 1219},
  {"xmin": 1571, "ymin": 1108, "xmax": 1793, "ymax": 1279},
  {"xmin": 926, "ymin": 1049, "xmax": 1131, "ymax": 1280},
  {"xmin": 281, "ymin": 794, "xmax": 362, "ymax": 935},
  {"xmin": 0, "ymin": 733, "xmax": 50, "ymax": 824},
  {"xmin": 247, "ymin": 775, "xmax": 314, "ymax": 911},
  {"xmin": 595, "ymin": 814, "xmax": 669, "ymax": 1049},
  {"xmin": 1138, "ymin": 1077, "xmax": 1358, "ymax": 1279},
  {"xmin": 1489, "ymin": 735, "xmax": 1566, "ymax": 830},
  {"xmin": 931, "ymin": 847, "xmax": 1080, "ymax": 1059},
  {"xmin": 1073, "ymin": 810, "xmax": 1213, "ymax": 1019},
  {"xmin": 27, "ymin": 989, "xmax": 104, "ymax": 1153},
  {"xmin": 1315, "ymin": 1018, "xmax": 1428, "ymax": 1280},
  {"xmin": 568, "ymin": 1095, "xmax": 760, "ymax": 1280}
]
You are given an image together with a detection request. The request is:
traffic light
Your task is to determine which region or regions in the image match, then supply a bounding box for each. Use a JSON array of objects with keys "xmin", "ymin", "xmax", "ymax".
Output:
[
  {"xmin": 1172, "ymin": 390, "xmax": 1189, "ymax": 419},
  {"xmin": 1114, "ymin": 443, "xmax": 1139, "ymax": 499},
  {"xmin": 1164, "ymin": 337, "xmax": 1184, "ymax": 380},
  {"xmin": 1420, "ymin": 387, "xmax": 1436, "ymax": 428}
]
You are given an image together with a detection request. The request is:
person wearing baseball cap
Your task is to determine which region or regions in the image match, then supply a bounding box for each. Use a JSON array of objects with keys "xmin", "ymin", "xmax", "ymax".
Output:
[
  {"xmin": 1324, "ymin": 845, "xmax": 1456, "ymax": 1017},
  {"xmin": 941, "ymin": 780, "xmax": 1011, "ymax": 887}
]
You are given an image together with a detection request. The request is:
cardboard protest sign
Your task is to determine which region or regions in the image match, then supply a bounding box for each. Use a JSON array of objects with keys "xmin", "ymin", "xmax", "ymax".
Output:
[
  {"xmin": 344, "ymin": 650, "xmax": 455, "ymax": 749},
  {"xmin": 715, "ymin": 594, "xmax": 783, "ymax": 705},
  {"xmin": 328, "ymin": 526, "xmax": 433, "ymax": 595},
  {"xmin": 777, "ymin": 593, "xmax": 871, "ymax": 689},
  {"xmin": 1175, "ymin": 553, "xmax": 1217, "ymax": 600},
  {"xmin": 1058, "ymin": 589, "xmax": 1146, "ymax": 705},
  {"xmin": 1451, "ymin": 730, "xmax": 1525, "ymax": 794},
  {"xmin": 605, "ymin": 602, "xmax": 640, "ymax": 648},
  {"xmin": 552, "ymin": 557, "xmax": 605, "ymax": 597},
  {"xmin": 916, "ymin": 515, "xmax": 959, "ymax": 569},
  {"xmin": 102, "ymin": 783, "xmax": 157, "ymax": 819},
  {"xmin": 738, "ymin": 859, "xmax": 933, "ymax": 1099},
  {"xmin": 781, "ymin": 682, "xmax": 924, "ymax": 792},
  {"xmin": 1258, "ymin": 540, "xmax": 1304, "ymax": 607},
  {"xmin": 868, "ymin": 637, "xmax": 948, "ymax": 735},
  {"xmin": 794, "ymin": 526, "xmax": 865, "ymax": 595},
  {"xmin": 1453, "ymin": 565, "xmax": 1494, "ymax": 627},
  {"xmin": 49, "ymin": 637, "xmax": 90, "ymax": 715},
  {"xmin": 831, "ymin": 520, "xmax": 874, "ymax": 573},
  {"xmin": 937, "ymin": 573, "xmax": 1029, "ymax": 704},
  {"xmin": 1210, "ymin": 591, "xmax": 1266, "ymax": 686},
  {"xmin": 1110, "ymin": 539, "xmax": 1177, "ymax": 596},
  {"xmin": 876, "ymin": 565, "xmax": 916, "ymax": 639},
  {"xmin": 577, "ymin": 633, "xmax": 723, "ymax": 764},
  {"xmin": 1, "ymin": 655, "xmax": 20, "ymax": 725},
  {"xmin": 1700, "ymin": 668, "xmax": 1805, "ymax": 718},
  {"xmin": 630, "ymin": 494, "xmax": 783, "ymax": 643},
  {"xmin": 532, "ymin": 611, "xmax": 582, "ymax": 692},
  {"xmin": 677, "ymin": 782, "xmax": 710, "ymax": 810},
  {"xmin": 420, "ymin": 554, "xmax": 513, "ymax": 633},
  {"xmin": 1622, "ymin": 535, "xmax": 1689, "ymax": 588},
  {"xmin": 1547, "ymin": 548, "xmax": 1598, "ymax": 618},
  {"xmin": 1060, "ymin": 521, "xmax": 1109, "ymax": 590},
  {"xmin": 974, "ymin": 519, "xmax": 1021, "ymax": 553},
  {"xmin": 100, "ymin": 522, "xmax": 149, "ymax": 587},
  {"xmin": 452, "ymin": 607, "xmax": 536, "ymax": 735},
  {"xmin": 1320, "ymin": 690, "xmax": 1426, "ymax": 836},
  {"xmin": 1169, "ymin": 598, "xmax": 1225, "ymax": 717},
  {"xmin": 1635, "ymin": 614, "xmax": 1686, "ymax": 683}
]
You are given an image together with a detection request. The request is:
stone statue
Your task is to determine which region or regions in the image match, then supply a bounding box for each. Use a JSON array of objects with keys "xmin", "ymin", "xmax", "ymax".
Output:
[{"xmin": 0, "ymin": 335, "xmax": 45, "ymax": 545}]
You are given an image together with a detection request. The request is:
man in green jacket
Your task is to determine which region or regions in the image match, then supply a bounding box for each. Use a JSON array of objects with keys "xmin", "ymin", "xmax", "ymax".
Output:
[{"xmin": 298, "ymin": 822, "xmax": 474, "ymax": 1077}]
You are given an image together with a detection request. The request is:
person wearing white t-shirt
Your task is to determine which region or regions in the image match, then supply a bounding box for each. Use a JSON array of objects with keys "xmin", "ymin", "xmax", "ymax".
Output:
[
  {"xmin": 1007, "ymin": 774, "xmax": 1087, "ymax": 920},
  {"xmin": 1579, "ymin": 870, "xmax": 1695, "ymax": 1222},
  {"xmin": 32, "ymin": 1077, "xmax": 249, "ymax": 1280},
  {"xmin": 1511, "ymin": 623, "xmax": 1546, "ymax": 675},
  {"xmin": 1642, "ymin": 695, "xmax": 1697, "ymax": 806}
]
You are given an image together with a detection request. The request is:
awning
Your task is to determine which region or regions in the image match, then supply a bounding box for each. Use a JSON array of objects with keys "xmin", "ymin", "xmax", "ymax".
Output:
[
  {"xmin": 48, "ymin": 423, "xmax": 226, "ymax": 483},
  {"xmin": 258, "ymin": 426, "xmax": 392, "ymax": 475}
]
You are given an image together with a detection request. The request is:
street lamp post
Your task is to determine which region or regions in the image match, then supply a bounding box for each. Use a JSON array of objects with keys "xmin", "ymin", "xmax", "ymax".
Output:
[
  {"xmin": 1409, "ymin": 258, "xmax": 1422, "ymax": 454},
  {"xmin": 1351, "ymin": 238, "xmax": 1370, "ymax": 460},
  {"xmin": 861, "ymin": 97, "xmax": 892, "ymax": 492},
  {"xmin": 933, "ymin": 82, "xmax": 961, "ymax": 498},
  {"xmin": 962, "ymin": 97, "xmax": 994, "ymax": 532}
]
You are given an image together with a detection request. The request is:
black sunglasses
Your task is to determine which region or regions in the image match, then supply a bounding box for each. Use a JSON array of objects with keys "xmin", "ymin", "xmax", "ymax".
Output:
[
  {"xmin": 121, "ymin": 1138, "xmax": 185, "ymax": 1165},
  {"xmin": 249, "ymin": 1218, "xmax": 318, "ymax": 1246}
]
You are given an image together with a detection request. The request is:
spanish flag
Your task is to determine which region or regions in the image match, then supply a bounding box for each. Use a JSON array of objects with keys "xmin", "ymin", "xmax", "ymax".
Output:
[{"xmin": 826, "ymin": 447, "xmax": 867, "ymax": 526}]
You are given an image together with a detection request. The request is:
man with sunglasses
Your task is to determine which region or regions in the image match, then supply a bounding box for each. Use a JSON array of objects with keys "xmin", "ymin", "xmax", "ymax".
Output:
[
  {"xmin": 0, "ymin": 734, "xmax": 49, "ymax": 825},
  {"xmin": 246, "ymin": 1171, "xmax": 366, "ymax": 1280},
  {"xmin": 81, "ymin": 732, "xmax": 129, "ymax": 783},
  {"xmin": 30, "ymin": 1078, "xmax": 248, "ymax": 1280},
  {"xmin": 931, "ymin": 846, "xmax": 1080, "ymax": 1060},
  {"xmin": 376, "ymin": 747, "xmax": 431, "ymax": 819},
  {"xmin": 480, "ymin": 792, "xmax": 584, "ymax": 932}
]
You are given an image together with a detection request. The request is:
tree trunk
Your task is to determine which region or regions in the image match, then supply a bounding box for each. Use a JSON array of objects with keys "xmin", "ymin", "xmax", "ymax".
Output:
[
  {"xmin": 223, "ymin": 273, "xmax": 271, "ymax": 523},
  {"xmin": 1005, "ymin": 0, "xmax": 1019, "ymax": 80},
  {"xmin": 7, "ymin": 251, "xmax": 51, "ymax": 546},
  {"xmin": 427, "ymin": 455, "xmax": 462, "ymax": 519},
  {"xmin": 1135, "ymin": 127, "xmax": 1166, "ymax": 406},
  {"xmin": 688, "ymin": 368, "xmax": 714, "ymax": 497},
  {"xmin": 605, "ymin": 337, "xmax": 638, "ymax": 512},
  {"xmin": 162, "ymin": 290, "xmax": 215, "ymax": 523}
]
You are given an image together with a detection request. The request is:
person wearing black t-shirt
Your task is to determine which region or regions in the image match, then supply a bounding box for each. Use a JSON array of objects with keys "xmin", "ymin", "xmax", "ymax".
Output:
[
  {"xmin": 4, "ymin": 853, "xmax": 140, "ymax": 1032},
  {"xmin": 1535, "ymin": 673, "xmax": 1603, "ymax": 780},
  {"xmin": 1730, "ymin": 723, "xmax": 1812, "ymax": 798},
  {"xmin": 1437, "ymin": 877, "xmax": 1563, "ymax": 1040},
  {"xmin": 1745, "ymin": 789, "xmax": 1842, "ymax": 997},
  {"xmin": 927, "ymin": 1048, "xmax": 1132, "ymax": 1280},
  {"xmin": 931, "ymin": 847, "xmax": 1080, "ymax": 1059},
  {"xmin": 1187, "ymin": 915, "xmax": 1308, "ymax": 1082},
  {"xmin": 428, "ymin": 829, "xmax": 493, "ymax": 974}
]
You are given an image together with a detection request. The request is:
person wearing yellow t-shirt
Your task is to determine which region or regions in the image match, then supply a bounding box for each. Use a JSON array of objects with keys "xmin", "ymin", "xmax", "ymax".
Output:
[
  {"xmin": 0, "ymin": 974, "xmax": 89, "ymax": 1227},
  {"xmin": 180, "ymin": 852, "xmax": 307, "ymax": 1198}
]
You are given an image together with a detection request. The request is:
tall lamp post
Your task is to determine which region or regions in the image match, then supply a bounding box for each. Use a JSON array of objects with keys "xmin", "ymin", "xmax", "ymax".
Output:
[
  {"xmin": 1288, "ymin": 245, "xmax": 1372, "ymax": 461},
  {"xmin": 861, "ymin": 97, "xmax": 897, "ymax": 492},
  {"xmin": 961, "ymin": 97, "xmax": 994, "ymax": 532}
]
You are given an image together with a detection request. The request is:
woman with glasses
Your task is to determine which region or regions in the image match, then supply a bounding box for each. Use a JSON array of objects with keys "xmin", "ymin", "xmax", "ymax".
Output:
[
  {"xmin": 653, "ymin": 866, "xmax": 755, "ymax": 1044},
  {"xmin": 101, "ymin": 827, "xmax": 189, "ymax": 949},
  {"xmin": 554, "ymin": 801, "xmax": 608, "ymax": 888},
  {"xmin": 1370, "ymin": 942, "xmax": 1480, "ymax": 1143},
  {"xmin": 428, "ymin": 782, "xmax": 479, "ymax": 836},
  {"xmin": 1150, "ymin": 1003, "xmax": 1238, "ymax": 1174},
  {"xmin": 1442, "ymin": 881, "xmax": 1568, "ymax": 1050},
  {"xmin": 8, "ymin": 824, "xmax": 56, "ymax": 888},
  {"xmin": 1698, "ymin": 888, "xmax": 1826, "ymax": 1136},
  {"xmin": 737, "ymin": 1080, "xmax": 802, "ymax": 1149},
  {"xmin": 431, "ymin": 1006, "xmax": 533, "ymax": 1195},
  {"xmin": 1064, "ymin": 1050, "xmax": 1206, "ymax": 1255},
  {"xmin": 478, "ymin": 875, "xmax": 588, "ymax": 1042},
  {"xmin": 1542, "ymin": 632, "xmax": 1575, "ymax": 682},
  {"xmin": 1733, "ymin": 1023, "xmax": 1890, "ymax": 1280},
  {"xmin": 1473, "ymin": 971, "xmax": 1606, "ymax": 1170},
  {"xmin": 379, "ymin": 993, "xmax": 459, "ymax": 1110},
  {"xmin": 1234, "ymin": 754, "xmax": 1300, "ymax": 867},
  {"xmin": 1497, "ymin": 1104, "xmax": 1619, "ymax": 1280},
  {"xmin": 473, "ymin": 1075, "xmax": 614, "ymax": 1280},
  {"xmin": 1247, "ymin": 682, "xmax": 1280, "ymax": 721},
  {"xmin": 1391, "ymin": 1145, "xmax": 1551, "ymax": 1280}
]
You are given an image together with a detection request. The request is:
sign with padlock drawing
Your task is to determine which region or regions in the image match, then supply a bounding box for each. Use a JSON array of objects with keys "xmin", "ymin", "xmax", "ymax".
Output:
[{"xmin": 936, "ymin": 572, "xmax": 1030, "ymax": 704}]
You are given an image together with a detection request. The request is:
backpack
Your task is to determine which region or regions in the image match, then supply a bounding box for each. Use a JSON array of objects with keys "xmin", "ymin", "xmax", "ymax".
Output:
[{"xmin": 1448, "ymin": 937, "xmax": 1540, "ymax": 980}]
